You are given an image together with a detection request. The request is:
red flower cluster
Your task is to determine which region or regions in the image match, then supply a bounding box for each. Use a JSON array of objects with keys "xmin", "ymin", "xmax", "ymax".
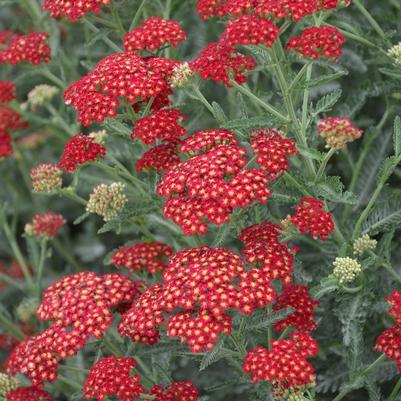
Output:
[
  {"xmin": 5, "ymin": 272, "xmax": 144, "ymax": 386},
  {"xmin": 256, "ymin": 0, "xmax": 320, "ymax": 21},
  {"xmin": 136, "ymin": 143, "xmax": 180, "ymax": 173},
  {"xmin": 83, "ymin": 357, "xmax": 144, "ymax": 401},
  {"xmin": 57, "ymin": 133, "xmax": 106, "ymax": 172},
  {"xmin": 43, "ymin": 0, "xmax": 111, "ymax": 20},
  {"xmin": 220, "ymin": 14, "xmax": 279, "ymax": 47},
  {"xmin": 273, "ymin": 285, "xmax": 319, "ymax": 333},
  {"xmin": 318, "ymin": 117, "xmax": 364, "ymax": 149},
  {"xmin": 111, "ymin": 241, "xmax": 174, "ymax": 274},
  {"xmin": 239, "ymin": 222, "xmax": 296, "ymax": 285},
  {"xmin": 158, "ymin": 131, "xmax": 270, "ymax": 235},
  {"xmin": 0, "ymin": 32, "xmax": 51, "ymax": 65},
  {"xmin": 250, "ymin": 129, "xmax": 297, "ymax": 178},
  {"xmin": 119, "ymin": 283, "xmax": 165, "ymax": 345},
  {"xmin": 190, "ymin": 42, "xmax": 256, "ymax": 87},
  {"xmin": 286, "ymin": 26, "xmax": 345, "ymax": 60},
  {"xmin": 24, "ymin": 211, "xmax": 66, "ymax": 239},
  {"xmin": 148, "ymin": 381, "xmax": 199, "ymax": 401},
  {"xmin": 375, "ymin": 291, "xmax": 401, "ymax": 371},
  {"xmin": 64, "ymin": 53, "xmax": 171, "ymax": 126},
  {"xmin": 6, "ymin": 386, "xmax": 52, "ymax": 401},
  {"xmin": 131, "ymin": 109, "xmax": 187, "ymax": 145},
  {"xmin": 243, "ymin": 332, "xmax": 318, "ymax": 388},
  {"xmin": 291, "ymin": 197, "xmax": 334, "ymax": 240},
  {"xmin": 179, "ymin": 129, "xmax": 238, "ymax": 153},
  {"xmin": 124, "ymin": 17, "xmax": 186, "ymax": 52},
  {"xmin": 0, "ymin": 81, "xmax": 16, "ymax": 103}
]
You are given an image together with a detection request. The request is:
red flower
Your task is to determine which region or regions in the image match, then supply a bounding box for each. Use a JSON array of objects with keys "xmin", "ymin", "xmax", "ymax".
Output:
[
  {"xmin": 111, "ymin": 242, "xmax": 174, "ymax": 274},
  {"xmin": 148, "ymin": 381, "xmax": 199, "ymax": 401},
  {"xmin": 250, "ymin": 128, "xmax": 297, "ymax": 178},
  {"xmin": 131, "ymin": 109, "xmax": 187, "ymax": 145},
  {"xmin": 239, "ymin": 222, "xmax": 296, "ymax": 284},
  {"xmin": 6, "ymin": 386, "xmax": 52, "ymax": 401},
  {"xmin": 0, "ymin": 33, "xmax": 51, "ymax": 65},
  {"xmin": 273, "ymin": 285, "xmax": 319, "ymax": 333},
  {"xmin": 243, "ymin": 334, "xmax": 318, "ymax": 387},
  {"xmin": 167, "ymin": 310, "xmax": 232, "ymax": 352},
  {"xmin": 318, "ymin": 117, "xmax": 363, "ymax": 149},
  {"xmin": 0, "ymin": 80, "xmax": 16, "ymax": 103},
  {"xmin": 0, "ymin": 130, "xmax": 12, "ymax": 158},
  {"xmin": 25, "ymin": 212, "xmax": 66, "ymax": 239},
  {"xmin": 286, "ymin": 26, "xmax": 345, "ymax": 60},
  {"xmin": 124, "ymin": 17, "xmax": 186, "ymax": 52},
  {"xmin": 190, "ymin": 42, "xmax": 256, "ymax": 87},
  {"xmin": 0, "ymin": 105, "xmax": 28, "ymax": 132},
  {"xmin": 255, "ymin": 0, "xmax": 320, "ymax": 21},
  {"xmin": 119, "ymin": 284, "xmax": 165, "ymax": 345},
  {"xmin": 137, "ymin": 143, "xmax": 181, "ymax": 173},
  {"xmin": 220, "ymin": 15, "xmax": 279, "ymax": 47},
  {"xmin": 375, "ymin": 328, "xmax": 401, "ymax": 371},
  {"xmin": 43, "ymin": 0, "xmax": 111, "ymax": 20},
  {"xmin": 83, "ymin": 357, "xmax": 144, "ymax": 401},
  {"xmin": 179, "ymin": 129, "xmax": 238, "ymax": 153},
  {"xmin": 64, "ymin": 53, "xmax": 170, "ymax": 126},
  {"xmin": 291, "ymin": 197, "xmax": 334, "ymax": 240},
  {"xmin": 57, "ymin": 133, "xmax": 106, "ymax": 172}
]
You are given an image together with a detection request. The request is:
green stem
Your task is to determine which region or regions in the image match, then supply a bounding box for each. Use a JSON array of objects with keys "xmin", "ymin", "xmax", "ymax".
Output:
[
  {"xmin": 59, "ymin": 365, "xmax": 89, "ymax": 374},
  {"xmin": 352, "ymin": 0, "xmax": 388, "ymax": 43},
  {"xmin": 135, "ymin": 356, "xmax": 158, "ymax": 384},
  {"xmin": 40, "ymin": 68, "xmax": 65, "ymax": 89},
  {"xmin": 283, "ymin": 172, "xmax": 312, "ymax": 197},
  {"xmin": 129, "ymin": 0, "xmax": 148, "ymax": 31},
  {"xmin": 192, "ymin": 86, "xmax": 215, "ymax": 116},
  {"xmin": 110, "ymin": 3, "xmax": 125, "ymax": 34},
  {"xmin": 229, "ymin": 79, "xmax": 289, "ymax": 123},
  {"xmin": 388, "ymin": 376, "xmax": 401, "ymax": 401},
  {"xmin": 0, "ymin": 312, "xmax": 24, "ymax": 340},
  {"xmin": 0, "ymin": 273, "xmax": 23, "ymax": 290},
  {"xmin": 2, "ymin": 220, "xmax": 34, "ymax": 290},
  {"xmin": 46, "ymin": 104, "xmax": 71, "ymax": 135},
  {"xmin": 53, "ymin": 238, "xmax": 84, "ymax": 272},
  {"xmin": 82, "ymin": 19, "xmax": 123, "ymax": 52},
  {"xmin": 35, "ymin": 239, "xmax": 48, "ymax": 298},
  {"xmin": 382, "ymin": 262, "xmax": 401, "ymax": 285},
  {"xmin": 58, "ymin": 188, "xmax": 87, "ymax": 206},
  {"xmin": 266, "ymin": 305, "xmax": 272, "ymax": 350},
  {"xmin": 315, "ymin": 148, "xmax": 336, "ymax": 182}
]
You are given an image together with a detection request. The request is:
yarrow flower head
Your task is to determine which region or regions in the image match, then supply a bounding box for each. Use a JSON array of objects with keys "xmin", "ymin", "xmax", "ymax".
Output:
[
  {"xmin": 83, "ymin": 357, "xmax": 144, "ymax": 401},
  {"xmin": 43, "ymin": 0, "xmax": 111, "ymax": 20},
  {"xmin": 148, "ymin": 381, "xmax": 199, "ymax": 401},
  {"xmin": 111, "ymin": 242, "xmax": 174, "ymax": 274},
  {"xmin": 273, "ymin": 285, "xmax": 319, "ymax": 333},
  {"xmin": 131, "ymin": 109, "xmax": 187, "ymax": 145},
  {"xmin": 219, "ymin": 15, "xmax": 280, "ymax": 48},
  {"xmin": 170, "ymin": 62, "xmax": 194, "ymax": 87},
  {"xmin": 291, "ymin": 197, "xmax": 334, "ymax": 240},
  {"xmin": 0, "ymin": 32, "xmax": 51, "ymax": 65},
  {"xmin": 86, "ymin": 182, "xmax": 128, "ymax": 221},
  {"xmin": 388, "ymin": 42, "xmax": 401, "ymax": 65},
  {"xmin": 0, "ymin": 81, "xmax": 16, "ymax": 103},
  {"xmin": 333, "ymin": 257, "xmax": 362, "ymax": 284},
  {"xmin": 318, "ymin": 117, "xmax": 364, "ymax": 149},
  {"xmin": 27, "ymin": 85, "xmax": 58, "ymax": 107},
  {"xmin": 250, "ymin": 128, "xmax": 297, "ymax": 179},
  {"xmin": 124, "ymin": 17, "xmax": 186, "ymax": 52},
  {"xmin": 190, "ymin": 42, "xmax": 256, "ymax": 87},
  {"xmin": 243, "ymin": 332, "xmax": 318, "ymax": 388},
  {"xmin": 255, "ymin": 0, "xmax": 319, "ymax": 21},
  {"xmin": 137, "ymin": 143, "xmax": 181, "ymax": 173},
  {"xmin": 0, "ymin": 373, "xmax": 18, "ymax": 397},
  {"xmin": 24, "ymin": 212, "xmax": 66, "ymax": 239},
  {"xmin": 64, "ymin": 53, "xmax": 172, "ymax": 126},
  {"xmin": 88, "ymin": 129, "xmax": 108, "ymax": 145},
  {"xmin": 6, "ymin": 386, "xmax": 52, "ymax": 401},
  {"xmin": 57, "ymin": 133, "xmax": 106, "ymax": 173},
  {"xmin": 16, "ymin": 298, "xmax": 40, "ymax": 323},
  {"xmin": 353, "ymin": 234, "xmax": 377, "ymax": 257},
  {"xmin": 286, "ymin": 26, "xmax": 345, "ymax": 61},
  {"xmin": 30, "ymin": 163, "xmax": 62, "ymax": 193}
]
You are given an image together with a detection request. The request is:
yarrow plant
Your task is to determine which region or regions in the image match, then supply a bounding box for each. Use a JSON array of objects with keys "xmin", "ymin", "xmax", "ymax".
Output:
[{"xmin": 1, "ymin": 1, "xmax": 401, "ymax": 401}]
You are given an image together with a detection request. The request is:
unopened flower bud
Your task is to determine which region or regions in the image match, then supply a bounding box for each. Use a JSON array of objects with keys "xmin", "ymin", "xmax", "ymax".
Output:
[
  {"xmin": 86, "ymin": 182, "xmax": 127, "ymax": 221},
  {"xmin": 89, "ymin": 129, "xmax": 108, "ymax": 145},
  {"xmin": 0, "ymin": 373, "xmax": 19, "ymax": 397},
  {"xmin": 25, "ymin": 211, "xmax": 66, "ymax": 239},
  {"xmin": 27, "ymin": 84, "xmax": 58, "ymax": 106},
  {"xmin": 318, "ymin": 117, "xmax": 363, "ymax": 149},
  {"xmin": 333, "ymin": 257, "xmax": 362, "ymax": 284},
  {"xmin": 170, "ymin": 62, "xmax": 194, "ymax": 87},
  {"xmin": 30, "ymin": 163, "xmax": 62, "ymax": 193},
  {"xmin": 353, "ymin": 234, "xmax": 377, "ymax": 257},
  {"xmin": 16, "ymin": 298, "xmax": 40, "ymax": 322},
  {"xmin": 388, "ymin": 42, "xmax": 401, "ymax": 66}
]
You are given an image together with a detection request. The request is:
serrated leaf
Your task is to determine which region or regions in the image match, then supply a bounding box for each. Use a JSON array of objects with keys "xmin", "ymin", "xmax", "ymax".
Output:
[
  {"xmin": 302, "ymin": 70, "xmax": 348, "ymax": 88},
  {"xmin": 200, "ymin": 342, "xmax": 225, "ymax": 370},
  {"xmin": 312, "ymin": 89, "xmax": 342, "ymax": 116},
  {"xmin": 245, "ymin": 308, "xmax": 294, "ymax": 331},
  {"xmin": 394, "ymin": 116, "xmax": 401, "ymax": 157},
  {"xmin": 222, "ymin": 116, "xmax": 278, "ymax": 130},
  {"xmin": 379, "ymin": 67, "xmax": 401, "ymax": 79},
  {"xmin": 314, "ymin": 176, "xmax": 357, "ymax": 205},
  {"xmin": 212, "ymin": 101, "xmax": 228, "ymax": 124},
  {"xmin": 73, "ymin": 212, "xmax": 90, "ymax": 225},
  {"xmin": 85, "ymin": 29, "xmax": 113, "ymax": 48},
  {"xmin": 297, "ymin": 145, "xmax": 325, "ymax": 162},
  {"xmin": 104, "ymin": 119, "xmax": 132, "ymax": 137}
]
